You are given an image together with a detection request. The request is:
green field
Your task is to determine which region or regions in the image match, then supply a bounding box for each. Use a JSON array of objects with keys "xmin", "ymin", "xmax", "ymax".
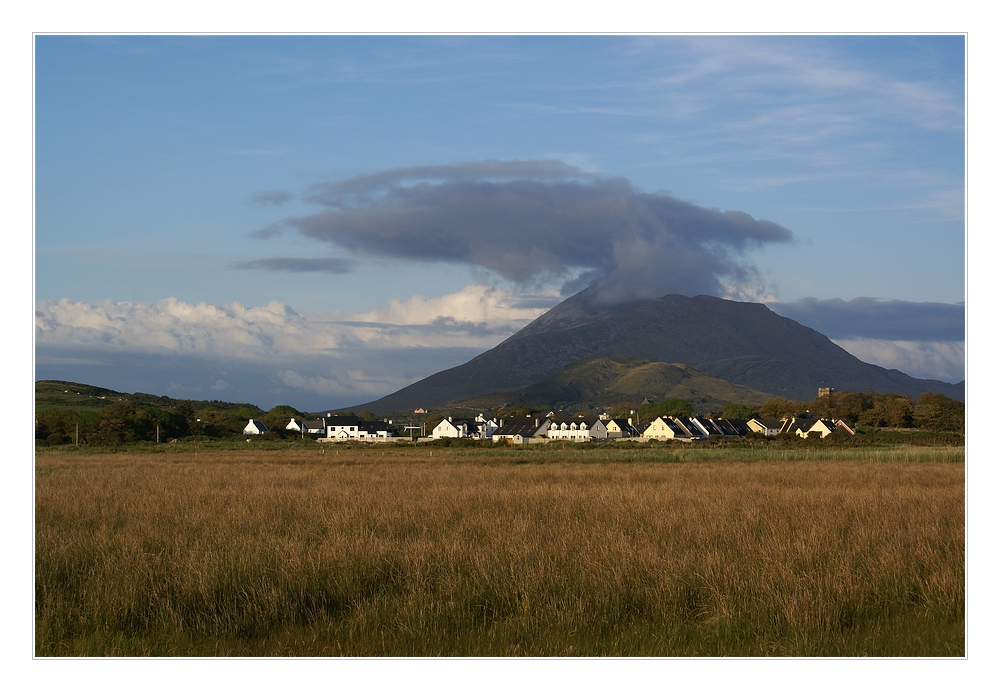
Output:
[{"xmin": 35, "ymin": 445, "xmax": 964, "ymax": 656}]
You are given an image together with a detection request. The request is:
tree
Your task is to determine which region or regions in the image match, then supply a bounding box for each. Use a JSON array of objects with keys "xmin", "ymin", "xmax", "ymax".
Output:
[
  {"xmin": 637, "ymin": 398, "xmax": 693, "ymax": 421},
  {"xmin": 759, "ymin": 398, "xmax": 803, "ymax": 420},
  {"xmin": 858, "ymin": 393, "xmax": 914, "ymax": 428},
  {"xmin": 261, "ymin": 405, "xmax": 306, "ymax": 432},
  {"xmin": 913, "ymin": 393, "xmax": 964, "ymax": 432},
  {"xmin": 720, "ymin": 403, "xmax": 753, "ymax": 420}
]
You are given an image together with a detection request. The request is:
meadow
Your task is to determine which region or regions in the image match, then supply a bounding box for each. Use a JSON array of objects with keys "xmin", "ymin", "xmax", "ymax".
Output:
[{"xmin": 35, "ymin": 444, "xmax": 965, "ymax": 656}]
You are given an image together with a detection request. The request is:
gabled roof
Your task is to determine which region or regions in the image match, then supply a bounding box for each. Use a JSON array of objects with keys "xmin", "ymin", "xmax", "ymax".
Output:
[
  {"xmin": 749, "ymin": 418, "xmax": 783, "ymax": 430},
  {"xmin": 608, "ymin": 418, "xmax": 641, "ymax": 436},
  {"xmin": 493, "ymin": 420, "xmax": 545, "ymax": 437},
  {"xmin": 724, "ymin": 419, "xmax": 751, "ymax": 435},
  {"xmin": 710, "ymin": 418, "xmax": 742, "ymax": 436}
]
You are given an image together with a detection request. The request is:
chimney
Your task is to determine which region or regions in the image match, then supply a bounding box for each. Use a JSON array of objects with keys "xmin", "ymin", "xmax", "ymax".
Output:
[
  {"xmin": 628, "ymin": 417, "xmax": 632, "ymax": 426},
  {"xmin": 448, "ymin": 416, "xmax": 452, "ymax": 422}
]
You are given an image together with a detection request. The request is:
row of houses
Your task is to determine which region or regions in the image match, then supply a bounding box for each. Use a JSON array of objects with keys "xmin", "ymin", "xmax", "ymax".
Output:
[
  {"xmin": 242, "ymin": 415, "xmax": 394, "ymax": 439},
  {"xmin": 437, "ymin": 412, "xmax": 855, "ymax": 444},
  {"xmin": 243, "ymin": 411, "xmax": 855, "ymax": 443}
]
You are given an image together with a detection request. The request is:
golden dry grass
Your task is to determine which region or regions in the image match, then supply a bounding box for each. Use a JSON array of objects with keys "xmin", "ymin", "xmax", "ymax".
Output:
[{"xmin": 35, "ymin": 447, "xmax": 964, "ymax": 656}]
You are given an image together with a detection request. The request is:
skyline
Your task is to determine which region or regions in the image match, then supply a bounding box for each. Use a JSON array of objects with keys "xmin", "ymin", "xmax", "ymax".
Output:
[{"xmin": 34, "ymin": 35, "xmax": 966, "ymax": 411}]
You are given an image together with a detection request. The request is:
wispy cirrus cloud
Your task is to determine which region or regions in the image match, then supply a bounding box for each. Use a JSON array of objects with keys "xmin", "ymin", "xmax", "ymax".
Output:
[
  {"xmin": 230, "ymin": 257, "xmax": 357, "ymax": 274},
  {"xmin": 246, "ymin": 189, "xmax": 294, "ymax": 206}
]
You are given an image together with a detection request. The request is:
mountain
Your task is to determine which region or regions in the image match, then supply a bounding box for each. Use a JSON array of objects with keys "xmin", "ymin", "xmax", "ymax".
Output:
[
  {"xmin": 355, "ymin": 288, "xmax": 964, "ymax": 413},
  {"xmin": 452, "ymin": 355, "xmax": 774, "ymax": 413}
]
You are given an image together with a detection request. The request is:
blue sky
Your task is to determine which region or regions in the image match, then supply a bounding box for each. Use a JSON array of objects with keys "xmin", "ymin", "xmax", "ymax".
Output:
[{"xmin": 34, "ymin": 35, "xmax": 967, "ymax": 410}]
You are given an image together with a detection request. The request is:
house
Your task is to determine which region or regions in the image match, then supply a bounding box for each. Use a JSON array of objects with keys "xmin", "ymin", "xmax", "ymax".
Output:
[
  {"xmin": 709, "ymin": 418, "xmax": 743, "ymax": 437},
  {"xmin": 430, "ymin": 417, "xmax": 477, "ymax": 439},
  {"xmin": 492, "ymin": 418, "xmax": 551, "ymax": 444},
  {"xmin": 243, "ymin": 419, "xmax": 268, "ymax": 435},
  {"xmin": 430, "ymin": 415, "xmax": 498, "ymax": 439},
  {"xmin": 326, "ymin": 415, "xmax": 361, "ymax": 439},
  {"xmin": 799, "ymin": 419, "xmax": 856, "ymax": 439},
  {"xmin": 324, "ymin": 415, "xmax": 394, "ymax": 440},
  {"xmin": 747, "ymin": 418, "xmax": 783, "ymax": 436},
  {"xmin": 685, "ymin": 416, "xmax": 725, "ymax": 439},
  {"xmin": 721, "ymin": 419, "xmax": 752, "ymax": 436},
  {"xmin": 473, "ymin": 414, "xmax": 499, "ymax": 439},
  {"xmin": 606, "ymin": 418, "xmax": 641, "ymax": 439},
  {"xmin": 414, "ymin": 408, "xmax": 427, "ymax": 414},
  {"xmin": 546, "ymin": 416, "xmax": 608, "ymax": 441},
  {"xmin": 285, "ymin": 417, "xmax": 327, "ymax": 435},
  {"xmin": 641, "ymin": 416, "xmax": 693, "ymax": 441},
  {"xmin": 780, "ymin": 416, "xmax": 817, "ymax": 436},
  {"xmin": 357, "ymin": 420, "xmax": 393, "ymax": 439}
]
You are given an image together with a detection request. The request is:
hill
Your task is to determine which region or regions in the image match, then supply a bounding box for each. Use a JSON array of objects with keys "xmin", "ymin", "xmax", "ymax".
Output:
[
  {"xmin": 34, "ymin": 380, "xmax": 263, "ymax": 415},
  {"xmin": 355, "ymin": 288, "xmax": 964, "ymax": 414},
  {"xmin": 453, "ymin": 355, "xmax": 772, "ymax": 414}
]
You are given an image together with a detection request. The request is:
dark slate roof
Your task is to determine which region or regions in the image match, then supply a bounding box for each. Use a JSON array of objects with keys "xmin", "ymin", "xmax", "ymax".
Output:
[
  {"xmin": 326, "ymin": 416, "xmax": 360, "ymax": 426},
  {"xmin": 710, "ymin": 418, "xmax": 742, "ymax": 436},
  {"xmin": 493, "ymin": 421, "xmax": 542, "ymax": 437}
]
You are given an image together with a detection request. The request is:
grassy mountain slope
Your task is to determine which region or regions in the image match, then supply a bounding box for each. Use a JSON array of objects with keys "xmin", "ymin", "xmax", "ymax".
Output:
[{"xmin": 453, "ymin": 355, "xmax": 772, "ymax": 413}]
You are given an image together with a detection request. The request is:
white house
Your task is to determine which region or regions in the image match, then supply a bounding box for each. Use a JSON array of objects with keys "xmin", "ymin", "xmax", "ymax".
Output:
[
  {"xmin": 492, "ymin": 418, "xmax": 551, "ymax": 444},
  {"xmin": 326, "ymin": 415, "xmax": 361, "ymax": 439},
  {"xmin": 546, "ymin": 416, "xmax": 608, "ymax": 441},
  {"xmin": 641, "ymin": 416, "xmax": 693, "ymax": 441},
  {"xmin": 243, "ymin": 419, "xmax": 268, "ymax": 435},
  {"xmin": 430, "ymin": 417, "xmax": 477, "ymax": 439},
  {"xmin": 798, "ymin": 419, "xmax": 856, "ymax": 438},
  {"xmin": 286, "ymin": 417, "xmax": 327, "ymax": 435}
]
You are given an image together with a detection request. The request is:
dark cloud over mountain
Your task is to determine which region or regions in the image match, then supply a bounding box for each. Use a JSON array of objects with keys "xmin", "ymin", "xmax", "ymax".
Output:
[
  {"xmin": 768, "ymin": 297, "xmax": 964, "ymax": 342},
  {"xmin": 278, "ymin": 160, "xmax": 792, "ymax": 303}
]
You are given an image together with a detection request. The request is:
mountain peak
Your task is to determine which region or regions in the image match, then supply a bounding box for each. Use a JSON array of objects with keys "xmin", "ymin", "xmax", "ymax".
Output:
[{"xmin": 354, "ymin": 291, "xmax": 963, "ymax": 414}]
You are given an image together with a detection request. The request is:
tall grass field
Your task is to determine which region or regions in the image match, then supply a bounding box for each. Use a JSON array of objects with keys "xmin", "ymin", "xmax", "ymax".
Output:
[{"xmin": 35, "ymin": 445, "xmax": 964, "ymax": 656}]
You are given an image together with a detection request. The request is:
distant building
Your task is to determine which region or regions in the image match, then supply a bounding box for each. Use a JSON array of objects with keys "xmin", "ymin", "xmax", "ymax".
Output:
[
  {"xmin": 243, "ymin": 419, "xmax": 268, "ymax": 435},
  {"xmin": 818, "ymin": 387, "xmax": 836, "ymax": 398}
]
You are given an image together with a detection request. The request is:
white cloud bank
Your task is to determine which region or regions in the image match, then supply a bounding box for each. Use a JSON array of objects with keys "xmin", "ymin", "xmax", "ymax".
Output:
[
  {"xmin": 34, "ymin": 285, "xmax": 558, "ymax": 410},
  {"xmin": 35, "ymin": 285, "xmax": 555, "ymax": 360},
  {"xmin": 833, "ymin": 338, "xmax": 965, "ymax": 384},
  {"xmin": 34, "ymin": 286, "xmax": 964, "ymax": 411}
]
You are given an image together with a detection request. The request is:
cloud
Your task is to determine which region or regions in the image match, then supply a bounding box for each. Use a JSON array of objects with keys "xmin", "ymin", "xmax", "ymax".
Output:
[
  {"xmin": 279, "ymin": 160, "xmax": 793, "ymax": 304},
  {"xmin": 34, "ymin": 285, "xmax": 552, "ymax": 362},
  {"xmin": 833, "ymin": 338, "xmax": 965, "ymax": 384},
  {"xmin": 230, "ymin": 257, "xmax": 357, "ymax": 274},
  {"xmin": 247, "ymin": 189, "xmax": 294, "ymax": 206},
  {"xmin": 767, "ymin": 297, "xmax": 964, "ymax": 342},
  {"xmin": 35, "ymin": 287, "xmax": 552, "ymax": 409}
]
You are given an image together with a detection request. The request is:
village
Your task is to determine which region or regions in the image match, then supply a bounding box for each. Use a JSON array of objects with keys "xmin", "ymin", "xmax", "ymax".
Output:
[{"xmin": 243, "ymin": 394, "xmax": 857, "ymax": 444}]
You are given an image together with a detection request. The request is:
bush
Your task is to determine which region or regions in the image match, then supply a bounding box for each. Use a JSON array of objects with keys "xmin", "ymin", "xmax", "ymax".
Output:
[{"xmin": 46, "ymin": 432, "xmax": 70, "ymax": 446}]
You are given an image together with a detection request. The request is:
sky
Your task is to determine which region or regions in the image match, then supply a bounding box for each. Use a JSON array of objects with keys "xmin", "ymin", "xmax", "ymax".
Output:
[{"xmin": 33, "ymin": 34, "xmax": 967, "ymax": 411}]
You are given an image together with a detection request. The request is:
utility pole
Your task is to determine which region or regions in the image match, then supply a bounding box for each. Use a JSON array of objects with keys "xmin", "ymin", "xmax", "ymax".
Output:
[
  {"xmin": 75, "ymin": 422, "xmax": 79, "ymax": 446},
  {"xmin": 156, "ymin": 424, "xmax": 160, "ymax": 443}
]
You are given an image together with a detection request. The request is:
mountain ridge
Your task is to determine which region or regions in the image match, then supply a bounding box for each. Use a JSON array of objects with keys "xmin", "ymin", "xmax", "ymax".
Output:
[{"xmin": 354, "ymin": 288, "xmax": 964, "ymax": 414}]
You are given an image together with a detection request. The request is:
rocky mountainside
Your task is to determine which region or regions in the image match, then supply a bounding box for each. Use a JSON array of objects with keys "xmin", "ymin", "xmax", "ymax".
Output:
[{"xmin": 356, "ymin": 287, "xmax": 964, "ymax": 413}]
